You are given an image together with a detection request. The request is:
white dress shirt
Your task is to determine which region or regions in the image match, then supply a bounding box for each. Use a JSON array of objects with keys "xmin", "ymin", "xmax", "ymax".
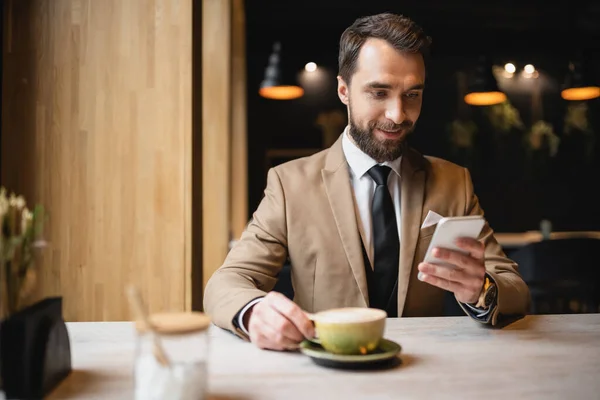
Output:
[
  {"xmin": 237, "ymin": 128, "xmax": 403, "ymax": 334},
  {"xmin": 341, "ymin": 127, "xmax": 402, "ymax": 267}
]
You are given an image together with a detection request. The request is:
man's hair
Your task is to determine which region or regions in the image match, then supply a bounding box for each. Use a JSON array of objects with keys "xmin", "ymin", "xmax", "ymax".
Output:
[{"xmin": 338, "ymin": 13, "xmax": 432, "ymax": 84}]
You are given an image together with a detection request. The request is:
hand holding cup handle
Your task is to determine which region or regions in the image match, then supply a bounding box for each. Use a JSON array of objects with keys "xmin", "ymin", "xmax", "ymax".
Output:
[
  {"xmin": 247, "ymin": 292, "xmax": 315, "ymax": 351},
  {"xmin": 248, "ymin": 296, "xmax": 385, "ymax": 355}
]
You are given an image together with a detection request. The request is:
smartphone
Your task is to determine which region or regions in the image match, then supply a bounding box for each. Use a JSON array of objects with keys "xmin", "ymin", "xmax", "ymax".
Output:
[{"xmin": 423, "ymin": 215, "xmax": 486, "ymax": 268}]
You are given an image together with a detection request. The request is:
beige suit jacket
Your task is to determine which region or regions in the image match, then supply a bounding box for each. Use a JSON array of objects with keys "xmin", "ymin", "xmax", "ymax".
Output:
[{"xmin": 204, "ymin": 135, "xmax": 530, "ymax": 338}]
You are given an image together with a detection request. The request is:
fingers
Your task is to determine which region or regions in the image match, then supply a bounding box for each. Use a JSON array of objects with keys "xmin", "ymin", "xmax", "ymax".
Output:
[
  {"xmin": 418, "ymin": 262, "xmax": 483, "ymax": 298},
  {"xmin": 433, "ymin": 245, "xmax": 487, "ymax": 283},
  {"xmin": 418, "ymin": 262, "xmax": 466, "ymax": 284},
  {"xmin": 248, "ymin": 292, "xmax": 315, "ymax": 351},
  {"xmin": 266, "ymin": 292, "xmax": 315, "ymax": 339},
  {"xmin": 431, "ymin": 247, "xmax": 480, "ymax": 271},
  {"xmin": 260, "ymin": 303, "xmax": 304, "ymax": 342},
  {"xmin": 418, "ymin": 241, "xmax": 487, "ymax": 304},
  {"xmin": 417, "ymin": 263, "xmax": 482, "ymax": 303},
  {"xmin": 252, "ymin": 322, "xmax": 301, "ymax": 351},
  {"xmin": 455, "ymin": 237, "xmax": 485, "ymax": 260},
  {"xmin": 249, "ymin": 304, "xmax": 302, "ymax": 350},
  {"xmin": 417, "ymin": 269, "xmax": 463, "ymax": 294}
]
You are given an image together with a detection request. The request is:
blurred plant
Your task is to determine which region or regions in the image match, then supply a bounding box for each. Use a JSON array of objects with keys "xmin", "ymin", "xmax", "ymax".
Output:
[
  {"xmin": 447, "ymin": 117, "xmax": 478, "ymax": 169},
  {"xmin": 564, "ymin": 102, "xmax": 591, "ymax": 134},
  {"xmin": 527, "ymin": 120, "xmax": 560, "ymax": 157},
  {"xmin": 485, "ymin": 101, "xmax": 525, "ymax": 133},
  {"xmin": 315, "ymin": 109, "xmax": 347, "ymax": 148},
  {"xmin": 0, "ymin": 187, "xmax": 46, "ymax": 319},
  {"xmin": 563, "ymin": 102, "xmax": 595, "ymax": 163},
  {"xmin": 448, "ymin": 118, "xmax": 477, "ymax": 149}
]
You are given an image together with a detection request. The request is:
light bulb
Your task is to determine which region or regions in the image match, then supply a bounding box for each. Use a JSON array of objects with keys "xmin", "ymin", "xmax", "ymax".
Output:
[{"xmin": 305, "ymin": 62, "xmax": 317, "ymax": 72}]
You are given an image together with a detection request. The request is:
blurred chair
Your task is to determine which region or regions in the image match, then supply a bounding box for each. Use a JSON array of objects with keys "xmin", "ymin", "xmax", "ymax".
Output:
[{"xmin": 509, "ymin": 238, "xmax": 600, "ymax": 314}]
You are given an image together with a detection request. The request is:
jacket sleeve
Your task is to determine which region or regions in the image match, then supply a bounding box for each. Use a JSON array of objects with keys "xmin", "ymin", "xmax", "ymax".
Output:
[
  {"xmin": 457, "ymin": 168, "xmax": 531, "ymax": 325},
  {"xmin": 203, "ymin": 168, "xmax": 288, "ymax": 338}
]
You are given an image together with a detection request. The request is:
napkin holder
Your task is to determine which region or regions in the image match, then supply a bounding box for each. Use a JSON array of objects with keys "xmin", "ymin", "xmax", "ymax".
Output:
[{"xmin": 0, "ymin": 297, "xmax": 72, "ymax": 399}]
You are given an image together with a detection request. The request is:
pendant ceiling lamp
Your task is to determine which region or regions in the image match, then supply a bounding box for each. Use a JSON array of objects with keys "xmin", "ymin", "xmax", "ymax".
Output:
[
  {"xmin": 259, "ymin": 42, "xmax": 304, "ymax": 100},
  {"xmin": 560, "ymin": 60, "xmax": 600, "ymax": 101},
  {"xmin": 464, "ymin": 56, "xmax": 507, "ymax": 106}
]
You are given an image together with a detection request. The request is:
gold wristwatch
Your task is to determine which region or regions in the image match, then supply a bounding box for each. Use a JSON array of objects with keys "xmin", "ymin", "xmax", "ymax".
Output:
[{"xmin": 474, "ymin": 275, "xmax": 497, "ymax": 310}]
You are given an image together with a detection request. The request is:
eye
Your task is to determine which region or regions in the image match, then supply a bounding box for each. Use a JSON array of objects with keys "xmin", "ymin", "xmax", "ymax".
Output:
[
  {"xmin": 371, "ymin": 91, "xmax": 387, "ymax": 99},
  {"xmin": 405, "ymin": 92, "xmax": 421, "ymax": 99}
]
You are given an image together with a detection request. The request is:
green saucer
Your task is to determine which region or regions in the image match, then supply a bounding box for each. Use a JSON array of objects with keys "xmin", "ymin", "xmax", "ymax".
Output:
[{"xmin": 299, "ymin": 338, "xmax": 402, "ymax": 369}]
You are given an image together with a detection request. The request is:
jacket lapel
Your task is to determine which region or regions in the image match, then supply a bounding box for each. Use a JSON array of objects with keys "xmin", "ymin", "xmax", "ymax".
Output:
[
  {"xmin": 321, "ymin": 137, "xmax": 369, "ymax": 306},
  {"xmin": 397, "ymin": 147, "xmax": 426, "ymax": 316}
]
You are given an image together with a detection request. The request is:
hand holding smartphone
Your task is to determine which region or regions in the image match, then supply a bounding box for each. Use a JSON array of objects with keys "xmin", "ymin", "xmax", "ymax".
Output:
[{"xmin": 423, "ymin": 215, "xmax": 485, "ymax": 269}]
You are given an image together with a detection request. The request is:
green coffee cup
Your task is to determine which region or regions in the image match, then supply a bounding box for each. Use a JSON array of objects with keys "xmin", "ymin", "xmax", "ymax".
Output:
[{"xmin": 307, "ymin": 307, "xmax": 387, "ymax": 355}]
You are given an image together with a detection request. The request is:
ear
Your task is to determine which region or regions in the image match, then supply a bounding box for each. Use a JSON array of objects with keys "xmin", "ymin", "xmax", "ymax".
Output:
[{"xmin": 337, "ymin": 76, "xmax": 349, "ymax": 105}]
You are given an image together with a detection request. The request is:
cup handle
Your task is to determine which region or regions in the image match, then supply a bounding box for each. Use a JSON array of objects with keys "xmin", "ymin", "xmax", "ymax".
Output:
[{"xmin": 305, "ymin": 336, "xmax": 321, "ymax": 346}]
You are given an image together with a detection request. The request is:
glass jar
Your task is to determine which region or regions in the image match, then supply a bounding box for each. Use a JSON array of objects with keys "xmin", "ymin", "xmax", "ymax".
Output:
[{"xmin": 133, "ymin": 312, "xmax": 210, "ymax": 400}]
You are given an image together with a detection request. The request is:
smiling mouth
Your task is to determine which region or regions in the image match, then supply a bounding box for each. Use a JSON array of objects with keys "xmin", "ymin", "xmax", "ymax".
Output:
[{"xmin": 375, "ymin": 128, "xmax": 403, "ymax": 137}]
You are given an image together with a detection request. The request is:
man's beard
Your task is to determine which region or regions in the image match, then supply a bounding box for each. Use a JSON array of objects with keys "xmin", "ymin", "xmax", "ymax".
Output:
[{"xmin": 348, "ymin": 105, "xmax": 414, "ymax": 163}]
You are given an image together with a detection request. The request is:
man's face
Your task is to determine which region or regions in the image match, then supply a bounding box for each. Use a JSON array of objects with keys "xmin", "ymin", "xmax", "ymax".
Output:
[{"xmin": 337, "ymin": 38, "xmax": 426, "ymax": 162}]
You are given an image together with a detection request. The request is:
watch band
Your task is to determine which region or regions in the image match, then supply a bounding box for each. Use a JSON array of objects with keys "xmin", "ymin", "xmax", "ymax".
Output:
[{"xmin": 475, "ymin": 275, "xmax": 496, "ymax": 310}]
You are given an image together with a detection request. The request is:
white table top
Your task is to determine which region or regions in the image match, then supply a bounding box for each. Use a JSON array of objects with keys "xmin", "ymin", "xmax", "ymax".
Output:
[{"xmin": 41, "ymin": 314, "xmax": 600, "ymax": 400}]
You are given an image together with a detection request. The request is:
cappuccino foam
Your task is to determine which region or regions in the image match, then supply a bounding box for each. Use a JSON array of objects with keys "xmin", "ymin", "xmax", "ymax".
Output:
[{"xmin": 314, "ymin": 308, "xmax": 386, "ymax": 323}]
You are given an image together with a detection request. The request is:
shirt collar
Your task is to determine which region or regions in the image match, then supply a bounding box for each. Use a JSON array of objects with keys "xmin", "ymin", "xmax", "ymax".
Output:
[{"xmin": 341, "ymin": 126, "xmax": 402, "ymax": 179}]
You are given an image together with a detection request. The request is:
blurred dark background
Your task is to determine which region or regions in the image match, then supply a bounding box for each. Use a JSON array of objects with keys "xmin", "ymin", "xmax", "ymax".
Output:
[{"xmin": 244, "ymin": 0, "xmax": 600, "ymax": 234}]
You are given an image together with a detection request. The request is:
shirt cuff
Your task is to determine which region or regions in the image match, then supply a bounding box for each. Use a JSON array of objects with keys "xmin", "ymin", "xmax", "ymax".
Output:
[
  {"xmin": 460, "ymin": 273, "xmax": 498, "ymax": 323},
  {"xmin": 236, "ymin": 297, "xmax": 264, "ymax": 336},
  {"xmin": 463, "ymin": 301, "xmax": 493, "ymax": 318}
]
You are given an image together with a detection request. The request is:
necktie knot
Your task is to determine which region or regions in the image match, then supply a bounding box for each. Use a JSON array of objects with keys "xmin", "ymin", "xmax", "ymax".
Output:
[{"xmin": 367, "ymin": 165, "xmax": 392, "ymax": 186}]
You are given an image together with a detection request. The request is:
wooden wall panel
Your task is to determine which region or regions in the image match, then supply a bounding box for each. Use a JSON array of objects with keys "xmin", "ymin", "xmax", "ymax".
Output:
[
  {"xmin": 201, "ymin": 0, "xmax": 249, "ymax": 294},
  {"xmin": 1, "ymin": 0, "xmax": 192, "ymax": 321},
  {"xmin": 202, "ymin": 0, "xmax": 231, "ymax": 289},
  {"xmin": 230, "ymin": 0, "xmax": 248, "ymax": 240}
]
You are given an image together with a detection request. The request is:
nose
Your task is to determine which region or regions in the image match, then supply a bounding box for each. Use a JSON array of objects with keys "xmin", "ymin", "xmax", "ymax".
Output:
[{"xmin": 384, "ymin": 99, "xmax": 406, "ymax": 125}]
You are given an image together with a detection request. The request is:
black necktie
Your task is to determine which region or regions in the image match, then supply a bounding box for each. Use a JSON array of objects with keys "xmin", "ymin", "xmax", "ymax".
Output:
[{"xmin": 367, "ymin": 165, "xmax": 400, "ymax": 312}]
